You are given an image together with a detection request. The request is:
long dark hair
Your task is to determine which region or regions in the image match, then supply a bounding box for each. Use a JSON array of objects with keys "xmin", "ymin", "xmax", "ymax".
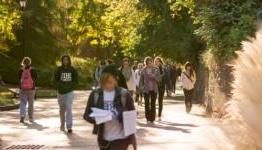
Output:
[
  {"xmin": 61, "ymin": 55, "xmax": 71, "ymax": 66},
  {"xmin": 185, "ymin": 62, "xmax": 194, "ymax": 77}
]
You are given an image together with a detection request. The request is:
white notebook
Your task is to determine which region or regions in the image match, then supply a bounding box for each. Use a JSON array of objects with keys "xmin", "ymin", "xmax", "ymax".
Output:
[{"xmin": 123, "ymin": 110, "xmax": 137, "ymax": 136}]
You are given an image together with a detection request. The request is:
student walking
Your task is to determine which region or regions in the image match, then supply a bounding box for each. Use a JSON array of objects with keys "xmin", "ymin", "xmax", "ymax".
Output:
[
  {"xmin": 139, "ymin": 57, "xmax": 160, "ymax": 124},
  {"xmin": 134, "ymin": 63, "xmax": 144, "ymax": 106},
  {"xmin": 84, "ymin": 72, "xmax": 137, "ymax": 150},
  {"xmin": 18, "ymin": 57, "xmax": 37, "ymax": 123},
  {"xmin": 181, "ymin": 62, "xmax": 196, "ymax": 113},
  {"xmin": 53, "ymin": 55, "xmax": 78, "ymax": 133},
  {"xmin": 94, "ymin": 60, "xmax": 106, "ymax": 88},
  {"xmin": 154, "ymin": 57, "xmax": 166, "ymax": 120},
  {"xmin": 120, "ymin": 59, "xmax": 136, "ymax": 95}
]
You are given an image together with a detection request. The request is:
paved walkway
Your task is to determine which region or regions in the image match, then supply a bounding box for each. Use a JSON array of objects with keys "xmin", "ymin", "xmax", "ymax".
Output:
[{"xmin": 0, "ymin": 90, "xmax": 235, "ymax": 150}]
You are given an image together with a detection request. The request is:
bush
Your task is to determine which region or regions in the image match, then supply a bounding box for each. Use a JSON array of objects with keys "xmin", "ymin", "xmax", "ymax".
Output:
[
  {"xmin": 70, "ymin": 57, "xmax": 98, "ymax": 89},
  {"xmin": 0, "ymin": 53, "xmax": 20, "ymax": 84}
]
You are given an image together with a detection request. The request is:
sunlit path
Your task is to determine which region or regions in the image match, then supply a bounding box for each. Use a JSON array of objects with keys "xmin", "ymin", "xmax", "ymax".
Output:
[{"xmin": 0, "ymin": 90, "xmax": 234, "ymax": 150}]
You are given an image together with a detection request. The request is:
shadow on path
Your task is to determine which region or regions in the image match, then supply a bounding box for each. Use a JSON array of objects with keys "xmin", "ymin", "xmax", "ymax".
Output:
[
  {"xmin": 137, "ymin": 122, "xmax": 193, "ymax": 133},
  {"xmin": 23, "ymin": 122, "xmax": 49, "ymax": 131}
]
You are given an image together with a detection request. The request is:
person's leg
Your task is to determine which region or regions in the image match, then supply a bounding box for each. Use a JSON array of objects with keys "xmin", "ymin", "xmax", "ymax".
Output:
[
  {"xmin": 150, "ymin": 91, "xmax": 157, "ymax": 122},
  {"xmin": 188, "ymin": 89, "xmax": 194, "ymax": 111},
  {"xmin": 158, "ymin": 87, "xmax": 164, "ymax": 118},
  {"xmin": 144, "ymin": 93, "xmax": 150, "ymax": 122},
  {"xmin": 58, "ymin": 94, "xmax": 66, "ymax": 131},
  {"xmin": 27, "ymin": 90, "xmax": 35, "ymax": 122},
  {"xmin": 109, "ymin": 137, "xmax": 131, "ymax": 150},
  {"xmin": 65, "ymin": 92, "xmax": 74, "ymax": 132},
  {"xmin": 19, "ymin": 90, "xmax": 27, "ymax": 123},
  {"xmin": 183, "ymin": 89, "xmax": 190, "ymax": 113}
]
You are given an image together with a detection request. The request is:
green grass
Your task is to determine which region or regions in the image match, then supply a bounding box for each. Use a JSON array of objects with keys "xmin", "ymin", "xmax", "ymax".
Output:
[
  {"xmin": 0, "ymin": 97, "xmax": 16, "ymax": 106},
  {"xmin": 36, "ymin": 89, "xmax": 57, "ymax": 98}
]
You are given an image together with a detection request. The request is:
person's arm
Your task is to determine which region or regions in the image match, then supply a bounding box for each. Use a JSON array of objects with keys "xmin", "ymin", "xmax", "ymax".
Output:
[
  {"xmin": 18, "ymin": 69, "xmax": 23, "ymax": 88},
  {"xmin": 139, "ymin": 70, "xmax": 144, "ymax": 91},
  {"xmin": 118, "ymin": 70, "xmax": 128, "ymax": 89},
  {"xmin": 181, "ymin": 72, "xmax": 186, "ymax": 88},
  {"xmin": 192, "ymin": 71, "xmax": 197, "ymax": 85},
  {"xmin": 31, "ymin": 69, "xmax": 37, "ymax": 82},
  {"xmin": 52, "ymin": 68, "xmax": 60, "ymax": 89},
  {"xmin": 83, "ymin": 91, "xmax": 96, "ymax": 124},
  {"xmin": 126, "ymin": 92, "xmax": 135, "ymax": 111}
]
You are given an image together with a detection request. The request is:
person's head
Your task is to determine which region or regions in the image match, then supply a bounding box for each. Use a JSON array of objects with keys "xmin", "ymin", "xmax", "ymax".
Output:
[
  {"xmin": 100, "ymin": 60, "xmax": 106, "ymax": 68},
  {"xmin": 154, "ymin": 57, "xmax": 164, "ymax": 67},
  {"xmin": 21, "ymin": 57, "xmax": 32, "ymax": 67},
  {"xmin": 122, "ymin": 59, "xmax": 130, "ymax": 69},
  {"xmin": 185, "ymin": 62, "xmax": 194, "ymax": 76},
  {"xmin": 100, "ymin": 73, "xmax": 118, "ymax": 91},
  {"xmin": 144, "ymin": 57, "xmax": 153, "ymax": 67},
  {"xmin": 133, "ymin": 60, "xmax": 138, "ymax": 66},
  {"xmin": 137, "ymin": 63, "xmax": 144, "ymax": 69},
  {"xmin": 61, "ymin": 55, "xmax": 71, "ymax": 67},
  {"xmin": 106, "ymin": 59, "xmax": 113, "ymax": 65}
]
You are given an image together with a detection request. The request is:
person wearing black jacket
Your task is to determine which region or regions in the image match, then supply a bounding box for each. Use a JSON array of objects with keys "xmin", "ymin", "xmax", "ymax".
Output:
[
  {"xmin": 18, "ymin": 57, "xmax": 37, "ymax": 123},
  {"xmin": 83, "ymin": 72, "xmax": 137, "ymax": 150},
  {"xmin": 53, "ymin": 55, "xmax": 78, "ymax": 133},
  {"xmin": 154, "ymin": 57, "xmax": 167, "ymax": 120}
]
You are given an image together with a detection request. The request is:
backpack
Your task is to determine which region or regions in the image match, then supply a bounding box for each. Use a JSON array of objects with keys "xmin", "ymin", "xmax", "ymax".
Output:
[
  {"xmin": 21, "ymin": 68, "xmax": 34, "ymax": 90},
  {"xmin": 93, "ymin": 88, "xmax": 127, "ymax": 109}
]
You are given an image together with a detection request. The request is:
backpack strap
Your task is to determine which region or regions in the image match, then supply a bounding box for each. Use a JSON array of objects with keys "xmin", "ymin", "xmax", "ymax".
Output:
[{"xmin": 93, "ymin": 87, "xmax": 127, "ymax": 109}]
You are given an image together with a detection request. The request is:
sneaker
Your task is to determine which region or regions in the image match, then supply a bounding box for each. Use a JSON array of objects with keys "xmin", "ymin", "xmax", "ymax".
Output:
[
  {"xmin": 68, "ymin": 129, "xmax": 73, "ymax": 134},
  {"xmin": 20, "ymin": 117, "xmax": 24, "ymax": 123},
  {"xmin": 29, "ymin": 118, "xmax": 34, "ymax": 123}
]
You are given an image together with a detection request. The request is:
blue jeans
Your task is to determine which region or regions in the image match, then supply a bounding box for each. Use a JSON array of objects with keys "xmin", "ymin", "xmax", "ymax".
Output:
[
  {"xmin": 58, "ymin": 91, "xmax": 74, "ymax": 129},
  {"xmin": 19, "ymin": 90, "xmax": 35, "ymax": 119}
]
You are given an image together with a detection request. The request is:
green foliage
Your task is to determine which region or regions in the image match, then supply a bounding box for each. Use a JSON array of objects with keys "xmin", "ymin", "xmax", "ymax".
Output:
[
  {"xmin": 0, "ymin": 0, "xmax": 21, "ymax": 51},
  {"xmin": 194, "ymin": 0, "xmax": 262, "ymax": 62}
]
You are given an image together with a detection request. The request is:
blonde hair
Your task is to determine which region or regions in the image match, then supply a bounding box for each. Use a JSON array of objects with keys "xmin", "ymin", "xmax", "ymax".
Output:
[
  {"xmin": 21, "ymin": 57, "xmax": 32, "ymax": 66},
  {"xmin": 100, "ymin": 73, "xmax": 118, "ymax": 87}
]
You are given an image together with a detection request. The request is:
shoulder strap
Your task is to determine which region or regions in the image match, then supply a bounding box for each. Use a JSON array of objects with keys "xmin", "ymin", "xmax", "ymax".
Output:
[
  {"xmin": 120, "ymin": 88, "xmax": 127, "ymax": 108},
  {"xmin": 183, "ymin": 72, "xmax": 193, "ymax": 82},
  {"xmin": 93, "ymin": 89, "xmax": 100, "ymax": 106}
]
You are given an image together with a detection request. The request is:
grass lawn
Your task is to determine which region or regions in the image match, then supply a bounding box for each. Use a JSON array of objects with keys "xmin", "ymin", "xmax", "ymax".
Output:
[{"xmin": 0, "ymin": 87, "xmax": 17, "ymax": 106}]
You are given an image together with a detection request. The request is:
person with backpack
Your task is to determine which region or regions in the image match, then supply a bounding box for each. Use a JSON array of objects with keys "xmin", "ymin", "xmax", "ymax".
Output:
[
  {"xmin": 53, "ymin": 55, "xmax": 78, "ymax": 133},
  {"xmin": 154, "ymin": 57, "xmax": 167, "ymax": 120},
  {"xmin": 139, "ymin": 57, "xmax": 160, "ymax": 124},
  {"xmin": 181, "ymin": 62, "xmax": 196, "ymax": 113},
  {"xmin": 18, "ymin": 57, "xmax": 37, "ymax": 123},
  {"xmin": 83, "ymin": 71, "xmax": 137, "ymax": 150}
]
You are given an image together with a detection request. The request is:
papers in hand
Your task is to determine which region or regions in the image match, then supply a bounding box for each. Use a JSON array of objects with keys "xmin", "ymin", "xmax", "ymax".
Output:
[
  {"xmin": 123, "ymin": 110, "xmax": 137, "ymax": 136},
  {"xmin": 90, "ymin": 108, "xmax": 113, "ymax": 125}
]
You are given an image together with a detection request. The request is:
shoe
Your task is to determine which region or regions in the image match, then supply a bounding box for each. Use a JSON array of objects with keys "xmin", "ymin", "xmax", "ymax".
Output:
[
  {"xmin": 29, "ymin": 118, "xmax": 34, "ymax": 123},
  {"xmin": 68, "ymin": 129, "xmax": 73, "ymax": 134},
  {"xmin": 60, "ymin": 126, "xmax": 65, "ymax": 131},
  {"xmin": 20, "ymin": 117, "xmax": 24, "ymax": 123},
  {"xmin": 158, "ymin": 117, "xmax": 162, "ymax": 121}
]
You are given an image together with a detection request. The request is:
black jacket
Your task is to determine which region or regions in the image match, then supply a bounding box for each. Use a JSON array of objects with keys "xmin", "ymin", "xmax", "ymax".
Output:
[{"xmin": 83, "ymin": 87, "xmax": 136, "ymax": 148}]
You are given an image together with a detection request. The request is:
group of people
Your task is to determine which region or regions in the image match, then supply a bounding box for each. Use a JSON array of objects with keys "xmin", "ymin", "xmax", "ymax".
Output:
[{"xmin": 17, "ymin": 55, "xmax": 196, "ymax": 150}]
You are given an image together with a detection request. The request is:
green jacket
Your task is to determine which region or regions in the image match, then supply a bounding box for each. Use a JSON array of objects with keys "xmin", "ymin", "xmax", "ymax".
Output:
[{"xmin": 53, "ymin": 66, "xmax": 78, "ymax": 94}]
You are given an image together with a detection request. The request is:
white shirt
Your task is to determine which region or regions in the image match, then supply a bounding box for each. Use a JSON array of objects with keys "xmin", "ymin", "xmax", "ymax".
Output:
[
  {"xmin": 181, "ymin": 71, "xmax": 196, "ymax": 90},
  {"xmin": 103, "ymin": 90, "xmax": 127, "ymax": 141},
  {"xmin": 134, "ymin": 69, "xmax": 142, "ymax": 87}
]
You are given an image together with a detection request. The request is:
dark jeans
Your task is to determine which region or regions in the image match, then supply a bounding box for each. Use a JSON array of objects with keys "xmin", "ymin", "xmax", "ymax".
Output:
[
  {"xmin": 144, "ymin": 91, "xmax": 157, "ymax": 122},
  {"xmin": 183, "ymin": 89, "xmax": 194, "ymax": 113},
  {"xmin": 101, "ymin": 135, "xmax": 137, "ymax": 150},
  {"xmin": 158, "ymin": 85, "xmax": 165, "ymax": 117}
]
